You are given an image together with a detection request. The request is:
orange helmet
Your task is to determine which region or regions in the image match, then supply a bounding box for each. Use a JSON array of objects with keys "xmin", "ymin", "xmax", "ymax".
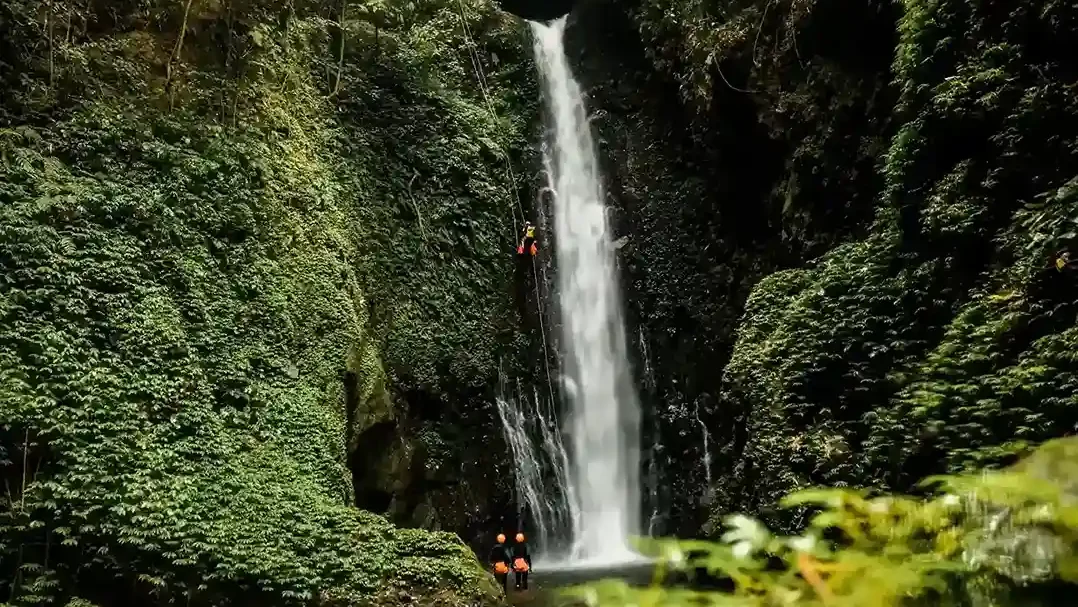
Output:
[
  {"xmin": 515, "ymin": 533, "xmax": 525, "ymax": 543},
  {"xmin": 496, "ymin": 533, "xmax": 506, "ymax": 543}
]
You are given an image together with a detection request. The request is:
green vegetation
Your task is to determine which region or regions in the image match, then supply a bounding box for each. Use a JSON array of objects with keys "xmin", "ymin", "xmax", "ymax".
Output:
[
  {"xmin": 2, "ymin": 0, "xmax": 1077, "ymax": 604},
  {"xmin": 0, "ymin": 0, "xmax": 536, "ymax": 604},
  {"xmin": 566, "ymin": 436, "xmax": 1078, "ymax": 606},
  {"xmin": 587, "ymin": 0, "xmax": 1078, "ymax": 531},
  {"xmin": 709, "ymin": 0, "xmax": 1078, "ymax": 527}
]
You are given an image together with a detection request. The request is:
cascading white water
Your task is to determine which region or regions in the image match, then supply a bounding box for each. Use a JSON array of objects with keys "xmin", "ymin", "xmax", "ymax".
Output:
[
  {"xmin": 495, "ymin": 378, "xmax": 577, "ymax": 555},
  {"xmin": 639, "ymin": 327, "xmax": 663, "ymax": 537},
  {"xmin": 693, "ymin": 400, "xmax": 713, "ymax": 486},
  {"xmin": 530, "ymin": 17, "xmax": 641, "ymax": 565}
]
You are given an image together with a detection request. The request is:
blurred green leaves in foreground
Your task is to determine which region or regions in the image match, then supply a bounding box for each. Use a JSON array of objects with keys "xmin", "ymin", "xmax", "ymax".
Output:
[{"xmin": 563, "ymin": 436, "xmax": 1078, "ymax": 607}]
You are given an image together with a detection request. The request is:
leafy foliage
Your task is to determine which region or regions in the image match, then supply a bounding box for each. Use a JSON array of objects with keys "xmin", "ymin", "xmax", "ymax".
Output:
[
  {"xmin": 565, "ymin": 437, "xmax": 1078, "ymax": 606},
  {"xmin": 562, "ymin": 0, "xmax": 903, "ymax": 533},
  {"xmin": 0, "ymin": 0, "xmax": 536, "ymax": 604},
  {"xmin": 589, "ymin": 0, "xmax": 1078, "ymax": 531}
]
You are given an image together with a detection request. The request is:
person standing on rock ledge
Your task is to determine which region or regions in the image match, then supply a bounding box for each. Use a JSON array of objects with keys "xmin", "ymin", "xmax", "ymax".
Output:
[
  {"xmin": 488, "ymin": 533, "xmax": 512, "ymax": 591},
  {"xmin": 512, "ymin": 532, "xmax": 532, "ymax": 590}
]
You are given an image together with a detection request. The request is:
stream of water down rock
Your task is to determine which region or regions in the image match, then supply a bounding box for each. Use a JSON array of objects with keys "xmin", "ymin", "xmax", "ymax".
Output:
[{"xmin": 496, "ymin": 17, "xmax": 644, "ymax": 568}]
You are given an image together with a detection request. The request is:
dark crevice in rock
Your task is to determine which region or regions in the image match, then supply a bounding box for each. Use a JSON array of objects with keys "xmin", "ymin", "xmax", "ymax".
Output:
[{"xmin": 351, "ymin": 420, "xmax": 400, "ymax": 514}]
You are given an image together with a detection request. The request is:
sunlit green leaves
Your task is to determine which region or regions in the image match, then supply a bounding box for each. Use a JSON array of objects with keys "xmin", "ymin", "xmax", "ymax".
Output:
[{"xmin": 571, "ymin": 439, "xmax": 1078, "ymax": 607}]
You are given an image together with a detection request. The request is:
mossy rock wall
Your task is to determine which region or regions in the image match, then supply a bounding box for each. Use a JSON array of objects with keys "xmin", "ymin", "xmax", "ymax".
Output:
[
  {"xmin": 714, "ymin": 0, "xmax": 1078, "ymax": 528},
  {"xmin": 557, "ymin": 0, "xmax": 898, "ymax": 534},
  {"xmin": 559, "ymin": 0, "xmax": 1078, "ymax": 534},
  {"xmin": 0, "ymin": 0, "xmax": 539, "ymax": 603}
]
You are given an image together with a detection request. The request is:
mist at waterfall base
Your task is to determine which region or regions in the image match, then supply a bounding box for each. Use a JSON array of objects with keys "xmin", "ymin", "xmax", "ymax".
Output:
[{"xmin": 494, "ymin": 17, "xmax": 647, "ymax": 569}]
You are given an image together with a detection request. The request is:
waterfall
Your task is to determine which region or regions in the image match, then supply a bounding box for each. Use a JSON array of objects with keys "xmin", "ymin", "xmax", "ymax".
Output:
[
  {"xmin": 495, "ymin": 374, "xmax": 577, "ymax": 556},
  {"xmin": 531, "ymin": 17, "xmax": 641, "ymax": 565},
  {"xmin": 639, "ymin": 327, "xmax": 663, "ymax": 537},
  {"xmin": 693, "ymin": 400, "xmax": 712, "ymax": 487}
]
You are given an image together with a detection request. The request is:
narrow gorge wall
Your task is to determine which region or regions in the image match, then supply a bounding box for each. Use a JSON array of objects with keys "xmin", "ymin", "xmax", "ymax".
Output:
[
  {"xmin": 561, "ymin": 0, "xmax": 1078, "ymax": 535},
  {"xmin": 0, "ymin": 0, "xmax": 542, "ymax": 603}
]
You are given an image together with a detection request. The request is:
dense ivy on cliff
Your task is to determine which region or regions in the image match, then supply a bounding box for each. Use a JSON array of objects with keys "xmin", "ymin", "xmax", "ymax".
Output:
[
  {"xmin": 696, "ymin": 0, "xmax": 1078, "ymax": 526},
  {"xmin": 564, "ymin": 0, "xmax": 901, "ymax": 534},
  {"xmin": 561, "ymin": 0, "xmax": 1078, "ymax": 535},
  {"xmin": 0, "ymin": 0, "xmax": 536, "ymax": 604},
  {"xmin": 576, "ymin": 437, "xmax": 1078, "ymax": 606}
]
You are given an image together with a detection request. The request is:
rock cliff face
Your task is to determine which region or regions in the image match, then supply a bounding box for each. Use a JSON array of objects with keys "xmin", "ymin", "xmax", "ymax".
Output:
[
  {"xmin": 0, "ymin": 0, "xmax": 538, "ymax": 603},
  {"xmin": 2, "ymin": 0, "xmax": 1076, "ymax": 601},
  {"xmin": 560, "ymin": 0, "xmax": 1078, "ymax": 535}
]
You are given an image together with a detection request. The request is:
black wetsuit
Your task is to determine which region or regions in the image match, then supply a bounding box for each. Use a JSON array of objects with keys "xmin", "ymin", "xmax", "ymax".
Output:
[
  {"xmin": 488, "ymin": 543, "xmax": 511, "ymax": 590},
  {"xmin": 512, "ymin": 542, "xmax": 532, "ymax": 590}
]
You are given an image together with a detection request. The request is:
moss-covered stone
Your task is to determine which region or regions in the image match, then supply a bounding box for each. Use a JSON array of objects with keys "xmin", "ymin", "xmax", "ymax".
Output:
[
  {"xmin": 560, "ymin": 0, "xmax": 900, "ymax": 533},
  {"xmin": 703, "ymin": 0, "xmax": 1078, "ymax": 529},
  {"xmin": 557, "ymin": 0, "xmax": 1076, "ymax": 535},
  {"xmin": 0, "ymin": 0, "xmax": 537, "ymax": 603}
]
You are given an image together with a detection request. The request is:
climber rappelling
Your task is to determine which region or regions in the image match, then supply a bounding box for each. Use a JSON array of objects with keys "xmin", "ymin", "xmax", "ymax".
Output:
[
  {"xmin": 1055, "ymin": 250, "xmax": 1076, "ymax": 272},
  {"xmin": 517, "ymin": 221, "xmax": 539, "ymax": 257}
]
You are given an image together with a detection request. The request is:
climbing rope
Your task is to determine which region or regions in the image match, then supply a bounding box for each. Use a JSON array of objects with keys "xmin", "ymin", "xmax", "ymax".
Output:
[
  {"xmin": 454, "ymin": 0, "xmax": 525, "ymax": 231},
  {"xmin": 454, "ymin": 0, "xmax": 559, "ymax": 415}
]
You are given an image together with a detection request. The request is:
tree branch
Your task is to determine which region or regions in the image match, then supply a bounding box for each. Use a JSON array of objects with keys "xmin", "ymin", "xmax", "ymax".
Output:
[
  {"xmin": 47, "ymin": 0, "xmax": 55, "ymax": 90},
  {"xmin": 332, "ymin": 0, "xmax": 348, "ymax": 97},
  {"xmin": 166, "ymin": 0, "xmax": 198, "ymax": 110}
]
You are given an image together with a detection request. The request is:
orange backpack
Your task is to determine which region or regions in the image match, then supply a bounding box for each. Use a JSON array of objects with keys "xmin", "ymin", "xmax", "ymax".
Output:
[
  {"xmin": 513, "ymin": 557, "xmax": 529, "ymax": 572},
  {"xmin": 493, "ymin": 561, "xmax": 509, "ymax": 574}
]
